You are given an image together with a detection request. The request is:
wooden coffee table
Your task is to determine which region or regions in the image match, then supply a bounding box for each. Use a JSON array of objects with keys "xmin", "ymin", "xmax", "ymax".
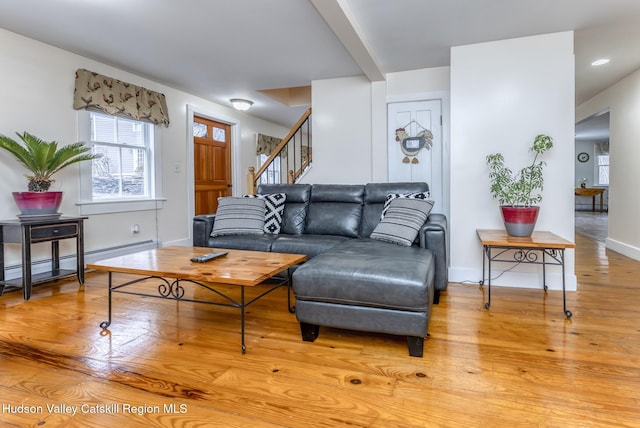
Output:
[{"xmin": 87, "ymin": 246, "xmax": 306, "ymax": 353}]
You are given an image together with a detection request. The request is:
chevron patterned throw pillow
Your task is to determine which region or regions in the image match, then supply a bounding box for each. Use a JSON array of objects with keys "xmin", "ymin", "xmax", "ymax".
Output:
[{"xmin": 244, "ymin": 193, "xmax": 287, "ymax": 234}]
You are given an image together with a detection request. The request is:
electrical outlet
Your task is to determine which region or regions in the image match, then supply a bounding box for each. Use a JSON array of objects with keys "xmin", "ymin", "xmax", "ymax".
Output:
[
  {"xmin": 173, "ymin": 161, "xmax": 181, "ymax": 173},
  {"xmin": 131, "ymin": 224, "xmax": 140, "ymax": 234}
]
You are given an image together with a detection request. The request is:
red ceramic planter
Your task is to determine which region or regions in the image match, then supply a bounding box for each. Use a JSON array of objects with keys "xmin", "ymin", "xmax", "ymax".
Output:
[
  {"xmin": 500, "ymin": 205, "xmax": 539, "ymax": 237},
  {"xmin": 12, "ymin": 191, "xmax": 63, "ymax": 215}
]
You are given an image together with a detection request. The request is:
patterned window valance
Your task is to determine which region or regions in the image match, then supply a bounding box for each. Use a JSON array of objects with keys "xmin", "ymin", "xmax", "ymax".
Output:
[
  {"xmin": 73, "ymin": 68, "xmax": 170, "ymax": 127},
  {"xmin": 256, "ymin": 134, "xmax": 282, "ymax": 156}
]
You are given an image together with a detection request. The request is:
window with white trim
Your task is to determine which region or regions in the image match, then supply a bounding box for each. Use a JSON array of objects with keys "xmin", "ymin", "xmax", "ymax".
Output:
[
  {"xmin": 596, "ymin": 154, "xmax": 609, "ymax": 186},
  {"xmin": 78, "ymin": 110, "xmax": 163, "ymax": 214},
  {"xmin": 258, "ymin": 154, "xmax": 282, "ymax": 184}
]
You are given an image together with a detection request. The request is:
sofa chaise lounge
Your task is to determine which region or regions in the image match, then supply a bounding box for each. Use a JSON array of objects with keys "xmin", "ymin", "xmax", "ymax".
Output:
[{"xmin": 193, "ymin": 182, "xmax": 448, "ymax": 356}]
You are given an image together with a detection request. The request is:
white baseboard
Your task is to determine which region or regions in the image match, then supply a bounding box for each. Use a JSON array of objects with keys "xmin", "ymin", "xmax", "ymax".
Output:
[
  {"xmin": 84, "ymin": 240, "xmax": 159, "ymax": 265},
  {"xmin": 605, "ymin": 237, "xmax": 640, "ymax": 261},
  {"xmin": 161, "ymin": 237, "xmax": 193, "ymax": 247}
]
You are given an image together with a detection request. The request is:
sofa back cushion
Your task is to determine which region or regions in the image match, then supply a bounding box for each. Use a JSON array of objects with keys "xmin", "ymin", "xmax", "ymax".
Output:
[
  {"xmin": 258, "ymin": 184, "xmax": 311, "ymax": 235},
  {"xmin": 305, "ymin": 184, "xmax": 364, "ymax": 238},
  {"xmin": 362, "ymin": 182, "xmax": 430, "ymax": 237}
]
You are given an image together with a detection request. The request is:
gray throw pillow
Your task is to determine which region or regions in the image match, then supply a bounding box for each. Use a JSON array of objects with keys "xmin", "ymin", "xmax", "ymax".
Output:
[
  {"xmin": 371, "ymin": 198, "xmax": 434, "ymax": 246},
  {"xmin": 211, "ymin": 197, "xmax": 266, "ymax": 237},
  {"xmin": 381, "ymin": 191, "xmax": 431, "ymax": 219}
]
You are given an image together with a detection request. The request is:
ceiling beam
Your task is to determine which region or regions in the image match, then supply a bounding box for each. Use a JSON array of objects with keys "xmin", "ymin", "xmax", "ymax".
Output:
[{"xmin": 310, "ymin": 0, "xmax": 385, "ymax": 82}]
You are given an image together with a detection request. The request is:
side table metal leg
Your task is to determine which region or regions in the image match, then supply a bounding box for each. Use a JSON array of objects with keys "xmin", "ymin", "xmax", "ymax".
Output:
[
  {"xmin": 240, "ymin": 287, "xmax": 246, "ymax": 354},
  {"xmin": 480, "ymin": 245, "xmax": 486, "ymax": 286},
  {"xmin": 542, "ymin": 250, "xmax": 548, "ymax": 291},
  {"xmin": 77, "ymin": 221, "xmax": 85, "ymax": 285},
  {"xmin": 485, "ymin": 246, "xmax": 492, "ymax": 310},
  {"xmin": 52, "ymin": 240, "xmax": 60, "ymax": 275},
  {"xmin": 22, "ymin": 225, "xmax": 32, "ymax": 300},
  {"xmin": 561, "ymin": 250, "xmax": 572, "ymax": 318},
  {"xmin": 100, "ymin": 272, "xmax": 113, "ymax": 330}
]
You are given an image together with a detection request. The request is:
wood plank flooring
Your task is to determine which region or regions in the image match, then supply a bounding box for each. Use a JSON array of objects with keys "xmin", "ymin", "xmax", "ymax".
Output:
[{"xmin": 1, "ymin": 234, "xmax": 639, "ymax": 427}]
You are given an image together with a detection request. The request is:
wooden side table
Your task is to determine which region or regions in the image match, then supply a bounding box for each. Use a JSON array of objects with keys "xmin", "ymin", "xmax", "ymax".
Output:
[
  {"xmin": 574, "ymin": 187, "xmax": 606, "ymax": 212},
  {"xmin": 476, "ymin": 229, "xmax": 576, "ymax": 318},
  {"xmin": 0, "ymin": 216, "xmax": 87, "ymax": 300}
]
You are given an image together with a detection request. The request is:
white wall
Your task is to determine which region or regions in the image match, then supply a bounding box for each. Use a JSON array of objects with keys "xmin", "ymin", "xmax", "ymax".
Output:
[
  {"xmin": 575, "ymin": 140, "xmax": 596, "ymax": 187},
  {"xmin": 0, "ymin": 28, "xmax": 288, "ymax": 268},
  {"xmin": 450, "ymin": 32, "xmax": 576, "ymax": 290},
  {"xmin": 577, "ymin": 67, "xmax": 640, "ymax": 260},
  {"xmin": 308, "ymin": 68, "xmax": 451, "ymax": 185},
  {"xmin": 305, "ymin": 76, "xmax": 373, "ymax": 184}
]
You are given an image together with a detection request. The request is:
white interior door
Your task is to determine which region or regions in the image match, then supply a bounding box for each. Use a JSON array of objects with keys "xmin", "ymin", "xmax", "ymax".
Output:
[{"xmin": 388, "ymin": 99, "xmax": 443, "ymax": 212}]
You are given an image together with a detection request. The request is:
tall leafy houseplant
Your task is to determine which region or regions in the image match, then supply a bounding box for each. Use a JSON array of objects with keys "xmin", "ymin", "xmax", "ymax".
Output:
[
  {"xmin": 0, "ymin": 131, "xmax": 98, "ymax": 216},
  {"xmin": 486, "ymin": 134, "xmax": 553, "ymax": 236}
]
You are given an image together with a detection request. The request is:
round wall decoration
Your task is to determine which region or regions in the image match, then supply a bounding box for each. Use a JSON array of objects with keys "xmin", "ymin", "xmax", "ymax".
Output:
[{"xmin": 577, "ymin": 152, "xmax": 589, "ymax": 163}]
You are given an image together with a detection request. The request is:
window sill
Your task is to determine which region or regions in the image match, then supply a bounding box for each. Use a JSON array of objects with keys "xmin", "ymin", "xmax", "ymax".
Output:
[{"xmin": 76, "ymin": 198, "xmax": 165, "ymax": 215}]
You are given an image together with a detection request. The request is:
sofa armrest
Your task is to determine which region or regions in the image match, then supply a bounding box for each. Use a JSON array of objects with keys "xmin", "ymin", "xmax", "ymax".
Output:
[
  {"xmin": 419, "ymin": 213, "xmax": 448, "ymax": 293},
  {"xmin": 193, "ymin": 214, "xmax": 216, "ymax": 247}
]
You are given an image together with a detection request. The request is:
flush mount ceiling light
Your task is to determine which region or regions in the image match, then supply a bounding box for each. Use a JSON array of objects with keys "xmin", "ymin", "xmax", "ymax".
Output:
[
  {"xmin": 591, "ymin": 58, "xmax": 610, "ymax": 66},
  {"xmin": 230, "ymin": 98, "xmax": 253, "ymax": 111}
]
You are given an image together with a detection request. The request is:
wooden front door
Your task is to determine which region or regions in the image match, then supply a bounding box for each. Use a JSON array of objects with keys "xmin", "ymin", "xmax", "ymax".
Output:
[{"xmin": 194, "ymin": 116, "xmax": 232, "ymax": 215}]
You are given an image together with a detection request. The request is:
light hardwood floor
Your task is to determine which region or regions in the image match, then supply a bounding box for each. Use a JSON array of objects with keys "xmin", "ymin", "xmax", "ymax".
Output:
[{"xmin": 0, "ymin": 234, "xmax": 638, "ymax": 427}]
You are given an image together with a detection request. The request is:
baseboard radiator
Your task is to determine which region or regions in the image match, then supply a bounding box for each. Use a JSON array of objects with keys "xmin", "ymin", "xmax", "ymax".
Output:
[{"xmin": 2, "ymin": 240, "xmax": 157, "ymax": 281}]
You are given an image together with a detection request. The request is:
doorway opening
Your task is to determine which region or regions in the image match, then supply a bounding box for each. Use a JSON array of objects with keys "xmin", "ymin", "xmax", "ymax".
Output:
[{"xmin": 574, "ymin": 111, "xmax": 609, "ymax": 242}]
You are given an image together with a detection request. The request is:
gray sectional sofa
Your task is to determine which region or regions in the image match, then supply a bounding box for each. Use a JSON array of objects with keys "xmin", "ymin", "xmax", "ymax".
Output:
[{"xmin": 192, "ymin": 182, "xmax": 448, "ymax": 356}]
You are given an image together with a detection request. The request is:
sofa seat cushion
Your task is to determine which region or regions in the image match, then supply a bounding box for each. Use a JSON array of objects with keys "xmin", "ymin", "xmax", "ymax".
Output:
[
  {"xmin": 207, "ymin": 234, "xmax": 276, "ymax": 252},
  {"xmin": 329, "ymin": 238, "xmax": 425, "ymax": 257},
  {"xmin": 270, "ymin": 234, "xmax": 349, "ymax": 259},
  {"xmin": 293, "ymin": 240, "xmax": 434, "ymax": 312}
]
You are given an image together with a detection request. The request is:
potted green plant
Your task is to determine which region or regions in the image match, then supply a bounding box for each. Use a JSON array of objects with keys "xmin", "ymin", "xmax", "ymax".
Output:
[
  {"xmin": 486, "ymin": 134, "xmax": 554, "ymax": 237},
  {"xmin": 0, "ymin": 131, "xmax": 98, "ymax": 217}
]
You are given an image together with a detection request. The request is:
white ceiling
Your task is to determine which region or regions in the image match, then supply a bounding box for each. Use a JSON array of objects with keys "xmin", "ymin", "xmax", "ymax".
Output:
[{"xmin": 1, "ymin": 0, "xmax": 639, "ymax": 130}]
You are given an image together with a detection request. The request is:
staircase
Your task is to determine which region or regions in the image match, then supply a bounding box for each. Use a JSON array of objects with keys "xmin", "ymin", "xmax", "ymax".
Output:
[{"xmin": 247, "ymin": 108, "xmax": 312, "ymax": 194}]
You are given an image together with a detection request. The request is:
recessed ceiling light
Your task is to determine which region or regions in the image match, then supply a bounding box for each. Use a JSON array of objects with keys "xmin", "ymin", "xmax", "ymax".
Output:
[{"xmin": 591, "ymin": 58, "xmax": 610, "ymax": 66}]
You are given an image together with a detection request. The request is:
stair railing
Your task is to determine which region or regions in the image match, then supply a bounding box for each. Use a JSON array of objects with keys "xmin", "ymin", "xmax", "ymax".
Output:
[{"xmin": 247, "ymin": 108, "xmax": 312, "ymax": 194}]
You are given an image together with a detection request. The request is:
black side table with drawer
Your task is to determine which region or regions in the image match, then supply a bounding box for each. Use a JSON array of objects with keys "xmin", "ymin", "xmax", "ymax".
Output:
[{"xmin": 0, "ymin": 216, "xmax": 87, "ymax": 300}]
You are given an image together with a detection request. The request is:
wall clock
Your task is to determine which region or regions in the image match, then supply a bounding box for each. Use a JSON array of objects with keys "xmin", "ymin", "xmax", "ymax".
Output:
[{"xmin": 577, "ymin": 152, "xmax": 589, "ymax": 163}]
